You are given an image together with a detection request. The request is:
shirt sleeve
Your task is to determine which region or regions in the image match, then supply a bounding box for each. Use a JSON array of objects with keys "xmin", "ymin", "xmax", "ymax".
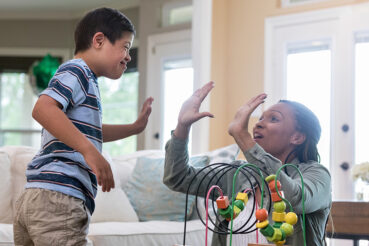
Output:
[
  {"xmin": 243, "ymin": 143, "xmax": 331, "ymax": 214},
  {"xmin": 40, "ymin": 65, "xmax": 87, "ymax": 111}
]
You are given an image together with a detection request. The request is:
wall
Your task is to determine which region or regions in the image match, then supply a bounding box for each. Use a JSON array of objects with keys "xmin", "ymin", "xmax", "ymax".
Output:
[
  {"xmin": 0, "ymin": 7, "xmax": 139, "ymax": 59},
  {"xmin": 210, "ymin": 0, "xmax": 369, "ymax": 150}
]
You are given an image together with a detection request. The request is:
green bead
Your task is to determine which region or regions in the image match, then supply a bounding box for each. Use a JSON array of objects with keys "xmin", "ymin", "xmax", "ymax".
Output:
[
  {"xmin": 219, "ymin": 206, "xmax": 232, "ymax": 218},
  {"xmin": 273, "ymin": 222, "xmax": 283, "ymax": 228},
  {"xmin": 281, "ymin": 223, "xmax": 294, "ymax": 237},
  {"xmin": 273, "ymin": 201, "xmax": 286, "ymax": 212},
  {"xmin": 260, "ymin": 224, "xmax": 274, "ymax": 237},
  {"xmin": 233, "ymin": 200, "xmax": 244, "ymax": 210}
]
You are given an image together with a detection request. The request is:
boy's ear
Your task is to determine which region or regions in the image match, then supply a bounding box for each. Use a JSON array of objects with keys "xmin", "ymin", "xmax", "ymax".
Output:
[
  {"xmin": 92, "ymin": 32, "xmax": 105, "ymax": 49},
  {"xmin": 290, "ymin": 132, "xmax": 306, "ymax": 145}
]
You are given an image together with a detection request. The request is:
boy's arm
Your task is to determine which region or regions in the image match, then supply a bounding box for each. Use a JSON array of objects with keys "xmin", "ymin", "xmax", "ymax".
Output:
[
  {"xmin": 33, "ymin": 95, "xmax": 114, "ymax": 192},
  {"xmin": 102, "ymin": 97, "xmax": 153, "ymax": 142}
]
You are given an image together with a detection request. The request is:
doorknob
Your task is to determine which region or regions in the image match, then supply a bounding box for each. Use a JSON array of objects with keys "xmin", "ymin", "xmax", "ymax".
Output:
[
  {"xmin": 341, "ymin": 124, "xmax": 349, "ymax": 132},
  {"xmin": 154, "ymin": 132, "xmax": 160, "ymax": 139},
  {"xmin": 340, "ymin": 162, "xmax": 350, "ymax": 171}
]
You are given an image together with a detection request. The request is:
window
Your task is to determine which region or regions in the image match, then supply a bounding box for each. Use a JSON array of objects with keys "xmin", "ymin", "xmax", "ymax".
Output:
[
  {"xmin": 161, "ymin": 0, "xmax": 192, "ymax": 27},
  {"xmin": 286, "ymin": 42, "xmax": 331, "ymax": 167},
  {"xmin": 99, "ymin": 71, "xmax": 139, "ymax": 156},
  {"xmin": 0, "ymin": 72, "xmax": 41, "ymax": 148},
  {"xmin": 162, "ymin": 59, "xmax": 193, "ymax": 151}
]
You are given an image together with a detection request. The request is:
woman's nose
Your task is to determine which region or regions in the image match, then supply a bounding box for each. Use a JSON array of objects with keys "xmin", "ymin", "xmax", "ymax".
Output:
[{"xmin": 255, "ymin": 121, "xmax": 264, "ymax": 129}]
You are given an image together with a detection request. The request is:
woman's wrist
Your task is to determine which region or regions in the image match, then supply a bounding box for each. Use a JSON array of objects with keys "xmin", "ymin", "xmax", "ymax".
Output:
[{"xmin": 173, "ymin": 123, "xmax": 190, "ymax": 139}]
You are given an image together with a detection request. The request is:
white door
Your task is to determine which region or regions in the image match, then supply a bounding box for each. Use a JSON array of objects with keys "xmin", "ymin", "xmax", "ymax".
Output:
[{"xmin": 146, "ymin": 30, "xmax": 194, "ymax": 150}]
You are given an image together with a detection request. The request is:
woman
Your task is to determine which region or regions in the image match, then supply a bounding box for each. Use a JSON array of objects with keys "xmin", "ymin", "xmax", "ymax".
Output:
[{"xmin": 164, "ymin": 82, "xmax": 331, "ymax": 246}]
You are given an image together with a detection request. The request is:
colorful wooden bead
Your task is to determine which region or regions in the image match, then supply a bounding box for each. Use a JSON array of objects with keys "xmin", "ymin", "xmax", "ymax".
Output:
[
  {"xmin": 285, "ymin": 212, "xmax": 298, "ymax": 225},
  {"xmin": 216, "ymin": 196, "xmax": 229, "ymax": 209},
  {"xmin": 256, "ymin": 219, "xmax": 269, "ymax": 228},
  {"xmin": 233, "ymin": 199, "xmax": 245, "ymax": 211},
  {"xmin": 281, "ymin": 222, "xmax": 294, "ymax": 236},
  {"xmin": 272, "ymin": 211, "xmax": 286, "ymax": 222},
  {"xmin": 260, "ymin": 224, "xmax": 274, "ymax": 237},
  {"xmin": 268, "ymin": 180, "xmax": 281, "ymax": 192},
  {"xmin": 236, "ymin": 192, "xmax": 248, "ymax": 204},
  {"xmin": 255, "ymin": 208, "xmax": 268, "ymax": 221},
  {"xmin": 273, "ymin": 201, "xmax": 286, "ymax": 212}
]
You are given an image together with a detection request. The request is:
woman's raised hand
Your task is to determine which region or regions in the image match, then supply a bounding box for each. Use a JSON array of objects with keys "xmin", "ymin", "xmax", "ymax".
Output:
[
  {"xmin": 228, "ymin": 93, "xmax": 267, "ymax": 150},
  {"xmin": 174, "ymin": 81, "xmax": 215, "ymax": 139}
]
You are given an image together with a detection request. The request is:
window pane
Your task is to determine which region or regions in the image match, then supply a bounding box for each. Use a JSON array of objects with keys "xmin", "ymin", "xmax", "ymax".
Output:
[
  {"xmin": 99, "ymin": 72, "xmax": 139, "ymax": 156},
  {"xmin": 0, "ymin": 73, "xmax": 41, "ymax": 148},
  {"xmin": 354, "ymin": 41, "xmax": 369, "ymax": 202},
  {"xmin": 162, "ymin": 59, "xmax": 193, "ymax": 151},
  {"xmin": 286, "ymin": 46, "xmax": 331, "ymax": 168}
]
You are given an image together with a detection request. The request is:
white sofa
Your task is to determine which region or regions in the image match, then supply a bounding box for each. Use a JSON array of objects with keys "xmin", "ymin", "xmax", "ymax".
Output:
[{"xmin": 0, "ymin": 145, "xmax": 239, "ymax": 246}]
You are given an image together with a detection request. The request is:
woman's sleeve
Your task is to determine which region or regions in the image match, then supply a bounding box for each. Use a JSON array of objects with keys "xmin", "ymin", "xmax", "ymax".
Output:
[{"xmin": 243, "ymin": 143, "xmax": 331, "ymax": 214}]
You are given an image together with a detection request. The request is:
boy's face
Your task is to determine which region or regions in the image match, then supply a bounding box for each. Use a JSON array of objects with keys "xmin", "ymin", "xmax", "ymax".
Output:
[{"xmin": 99, "ymin": 32, "xmax": 134, "ymax": 79}]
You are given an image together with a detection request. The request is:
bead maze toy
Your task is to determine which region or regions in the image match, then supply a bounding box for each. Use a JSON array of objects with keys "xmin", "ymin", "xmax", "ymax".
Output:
[{"xmin": 181, "ymin": 162, "xmax": 306, "ymax": 246}]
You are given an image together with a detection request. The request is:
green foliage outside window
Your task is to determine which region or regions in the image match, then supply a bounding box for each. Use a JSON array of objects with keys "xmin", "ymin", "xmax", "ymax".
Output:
[{"xmin": 99, "ymin": 72, "xmax": 139, "ymax": 156}]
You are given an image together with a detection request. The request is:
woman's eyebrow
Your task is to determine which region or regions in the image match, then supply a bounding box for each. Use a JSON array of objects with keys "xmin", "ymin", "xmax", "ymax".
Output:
[{"xmin": 269, "ymin": 110, "xmax": 284, "ymax": 118}]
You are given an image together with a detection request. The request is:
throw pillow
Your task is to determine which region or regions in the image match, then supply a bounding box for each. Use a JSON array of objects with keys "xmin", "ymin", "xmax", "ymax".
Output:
[
  {"xmin": 91, "ymin": 152, "xmax": 139, "ymax": 223},
  {"xmin": 203, "ymin": 144, "xmax": 240, "ymax": 164},
  {"xmin": 91, "ymin": 187, "xmax": 139, "ymax": 223},
  {"xmin": 124, "ymin": 155, "xmax": 209, "ymax": 221}
]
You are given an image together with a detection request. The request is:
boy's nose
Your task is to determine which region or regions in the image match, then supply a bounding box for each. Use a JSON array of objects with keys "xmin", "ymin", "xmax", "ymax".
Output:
[{"xmin": 125, "ymin": 53, "xmax": 131, "ymax": 62}]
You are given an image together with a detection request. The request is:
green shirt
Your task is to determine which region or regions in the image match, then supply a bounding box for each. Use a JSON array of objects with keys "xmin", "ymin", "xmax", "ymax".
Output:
[{"xmin": 163, "ymin": 135, "xmax": 331, "ymax": 246}]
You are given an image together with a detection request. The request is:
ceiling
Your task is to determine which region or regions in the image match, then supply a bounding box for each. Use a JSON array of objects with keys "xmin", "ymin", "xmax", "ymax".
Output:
[{"xmin": 0, "ymin": 0, "xmax": 140, "ymax": 20}]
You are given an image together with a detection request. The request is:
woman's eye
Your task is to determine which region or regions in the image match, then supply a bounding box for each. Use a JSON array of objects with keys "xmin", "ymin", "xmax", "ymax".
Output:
[{"xmin": 271, "ymin": 116, "xmax": 279, "ymax": 122}]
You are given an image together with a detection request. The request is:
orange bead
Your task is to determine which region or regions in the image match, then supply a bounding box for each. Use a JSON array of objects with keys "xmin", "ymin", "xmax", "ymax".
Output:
[
  {"xmin": 268, "ymin": 180, "xmax": 281, "ymax": 192},
  {"xmin": 271, "ymin": 191, "xmax": 283, "ymax": 202},
  {"xmin": 255, "ymin": 208, "xmax": 268, "ymax": 221},
  {"xmin": 216, "ymin": 196, "xmax": 229, "ymax": 209}
]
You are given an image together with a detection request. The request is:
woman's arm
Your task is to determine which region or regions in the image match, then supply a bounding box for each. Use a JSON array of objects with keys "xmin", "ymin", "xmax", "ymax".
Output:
[{"xmin": 163, "ymin": 82, "xmax": 215, "ymax": 194}]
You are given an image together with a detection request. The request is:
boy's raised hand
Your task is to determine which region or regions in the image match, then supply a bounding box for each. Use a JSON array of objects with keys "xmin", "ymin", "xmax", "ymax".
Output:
[
  {"xmin": 133, "ymin": 97, "xmax": 154, "ymax": 134},
  {"xmin": 174, "ymin": 81, "xmax": 214, "ymax": 139}
]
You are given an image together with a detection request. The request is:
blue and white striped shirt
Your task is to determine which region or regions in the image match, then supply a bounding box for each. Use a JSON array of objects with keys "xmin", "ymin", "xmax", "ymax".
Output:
[{"xmin": 25, "ymin": 59, "xmax": 102, "ymax": 214}]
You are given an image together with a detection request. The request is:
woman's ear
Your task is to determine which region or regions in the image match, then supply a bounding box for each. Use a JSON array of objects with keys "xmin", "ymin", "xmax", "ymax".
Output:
[
  {"xmin": 291, "ymin": 132, "xmax": 306, "ymax": 145},
  {"xmin": 92, "ymin": 32, "xmax": 105, "ymax": 49}
]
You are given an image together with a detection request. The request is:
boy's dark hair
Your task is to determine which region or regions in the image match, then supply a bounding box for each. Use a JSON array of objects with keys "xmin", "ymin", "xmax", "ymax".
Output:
[
  {"xmin": 280, "ymin": 100, "xmax": 322, "ymax": 163},
  {"xmin": 74, "ymin": 7, "xmax": 135, "ymax": 54}
]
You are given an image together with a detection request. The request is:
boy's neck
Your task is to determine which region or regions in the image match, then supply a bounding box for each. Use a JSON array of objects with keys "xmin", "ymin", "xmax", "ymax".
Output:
[{"xmin": 74, "ymin": 51, "xmax": 100, "ymax": 77}]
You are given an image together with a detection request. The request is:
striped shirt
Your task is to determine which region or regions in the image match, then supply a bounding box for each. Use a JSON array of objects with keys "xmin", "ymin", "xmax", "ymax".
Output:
[{"xmin": 25, "ymin": 59, "xmax": 102, "ymax": 214}]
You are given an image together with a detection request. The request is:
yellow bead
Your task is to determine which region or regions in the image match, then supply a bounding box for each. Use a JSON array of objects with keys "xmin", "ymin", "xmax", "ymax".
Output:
[
  {"xmin": 256, "ymin": 220, "xmax": 269, "ymax": 228},
  {"xmin": 236, "ymin": 192, "xmax": 248, "ymax": 205},
  {"xmin": 272, "ymin": 211, "xmax": 286, "ymax": 222},
  {"xmin": 285, "ymin": 212, "xmax": 298, "ymax": 225},
  {"xmin": 276, "ymin": 240, "xmax": 286, "ymax": 246}
]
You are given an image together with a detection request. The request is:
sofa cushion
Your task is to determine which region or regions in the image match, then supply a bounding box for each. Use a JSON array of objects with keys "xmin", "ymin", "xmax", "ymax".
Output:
[
  {"xmin": 111, "ymin": 150, "xmax": 164, "ymax": 189},
  {"xmin": 88, "ymin": 220, "xmax": 212, "ymax": 246},
  {"xmin": 124, "ymin": 155, "xmax": 208, "ymax": 221},
  {"xmin": 0, "ymin": 146, "xmax": 37, "ymax": 222},
  {"xmin": 0, "ymin": 151, "xmax": 12, "ymax": 224},
  {"xmin": 91, "ymin": 152, "xmax": 139, "ymax": 223}
]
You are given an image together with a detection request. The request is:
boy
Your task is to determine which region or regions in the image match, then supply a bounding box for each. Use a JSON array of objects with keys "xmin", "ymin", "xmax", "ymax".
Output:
[{"xmin": 13, "ymin": 7, "xmax": 153, "ymax": 246}]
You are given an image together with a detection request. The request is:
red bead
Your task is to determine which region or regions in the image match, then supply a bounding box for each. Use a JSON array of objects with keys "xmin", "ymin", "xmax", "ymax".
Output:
[{"xmin": 255, "ymin": 208, "xmax": 268, "ymax": 221}]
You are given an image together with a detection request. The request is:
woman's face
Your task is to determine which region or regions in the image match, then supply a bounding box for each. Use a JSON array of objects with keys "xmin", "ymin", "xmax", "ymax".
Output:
[{"xmin": 252, "ymin": 102, "xmax": 302, "ymax": 162}]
